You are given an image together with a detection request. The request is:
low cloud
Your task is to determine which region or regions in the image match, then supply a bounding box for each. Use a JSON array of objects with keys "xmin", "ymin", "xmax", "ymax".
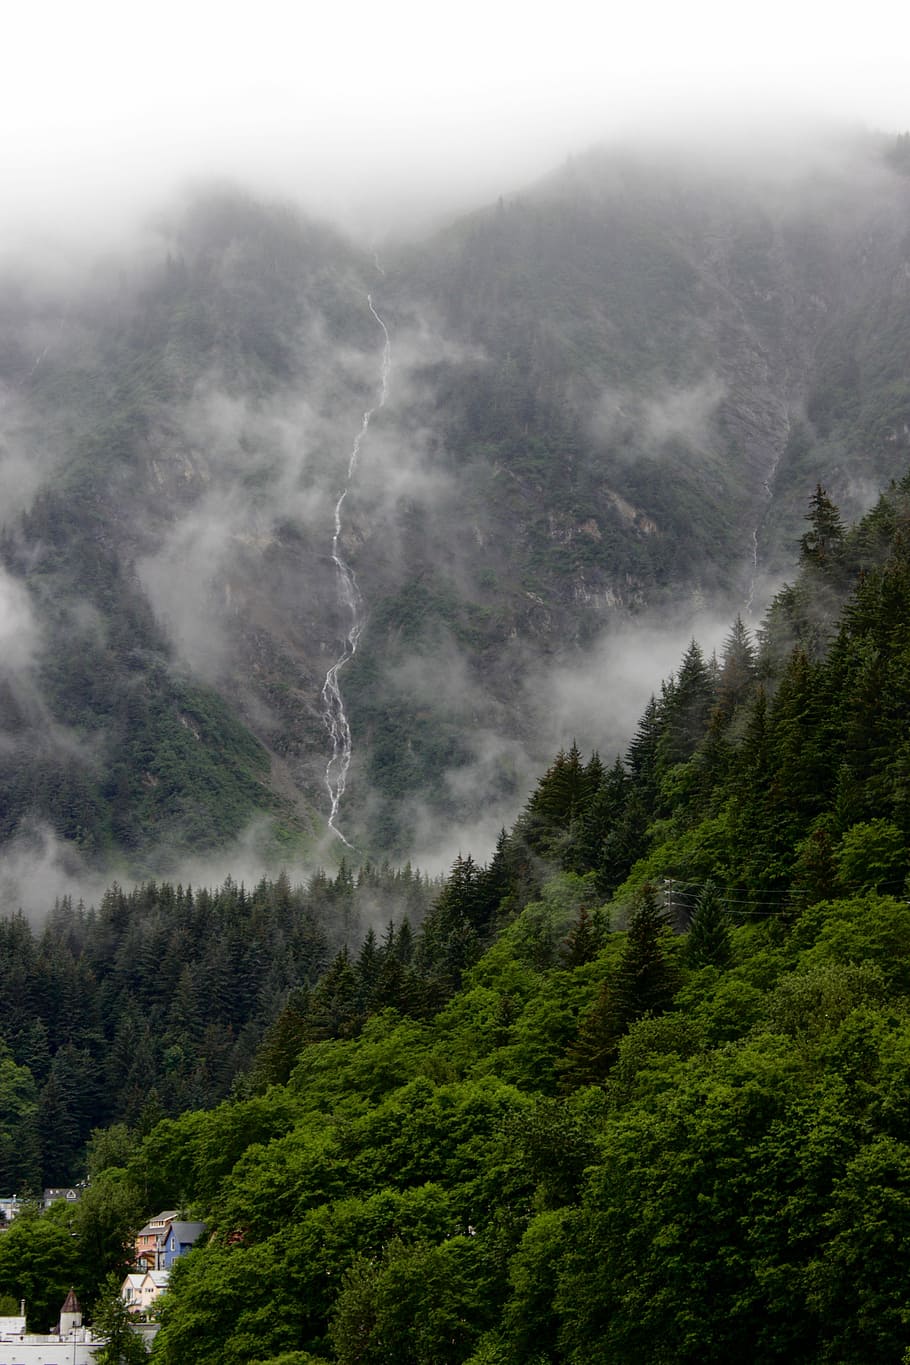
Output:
[
  {"xmin": 137, "ymin": 495, "xmax": 244, "ymax": 682},
  {"xmin": 591, "ymin": 374, "xmax": 726, "ymax": 457},
  {"xmin": 0, "ymin": 386, "xmax": 58, "ymax": 530},
  {"xmin": 0, "ymin": 566, "xmax": 40, "ymax": 675},
  {"xmin": 529, "ymin": 608, "xmax": 733, "ymax": 764},
  {"xmin": 0, "ymin": 823, "xmax": 112, "ymax": 923}
]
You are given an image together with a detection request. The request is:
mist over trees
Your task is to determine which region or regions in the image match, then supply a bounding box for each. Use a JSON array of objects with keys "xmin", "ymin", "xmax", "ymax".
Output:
[
  {"xmin": 3, "ymin": 130, "xmax": 910, "ymax": 1360},
  {"xmin": 2, "ymin": 132, "xmax": 910, "ymax": 880},
  {"xmin": 3, "ymin": 468, "xmax": 910, "ymax": 1358}
]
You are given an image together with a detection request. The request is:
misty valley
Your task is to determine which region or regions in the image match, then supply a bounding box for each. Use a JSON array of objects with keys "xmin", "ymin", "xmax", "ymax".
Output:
[{"xmin": 3, "ymin": 129, "xmax": 910, "ymax": 1362}]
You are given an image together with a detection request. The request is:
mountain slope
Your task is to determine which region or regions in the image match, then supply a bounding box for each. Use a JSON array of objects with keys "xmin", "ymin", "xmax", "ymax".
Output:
[{"xmin": 2, "ymin": 135, "xmax": 910, "ymax": 874}]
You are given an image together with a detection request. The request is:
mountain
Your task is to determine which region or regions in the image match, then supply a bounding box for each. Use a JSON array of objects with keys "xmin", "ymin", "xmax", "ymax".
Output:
[
  {"xmin": 7, "ymin": 472, "xmax": 910, "ymax": 1357},
  {"xmin": 2, "ymin": 131, "xmax": 910, "ymax": 878}
]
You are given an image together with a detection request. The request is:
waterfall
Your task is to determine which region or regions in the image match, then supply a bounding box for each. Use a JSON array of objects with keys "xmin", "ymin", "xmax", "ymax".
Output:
[{"xmin": 321, "ymin": 295, "xmax": 391, "ymax": 845}]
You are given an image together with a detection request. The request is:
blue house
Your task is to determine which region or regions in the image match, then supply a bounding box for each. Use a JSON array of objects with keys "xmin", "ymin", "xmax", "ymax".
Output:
[{"xmin": 159, "ymin": 1220, "xmax": 207, "ymax": 1268}]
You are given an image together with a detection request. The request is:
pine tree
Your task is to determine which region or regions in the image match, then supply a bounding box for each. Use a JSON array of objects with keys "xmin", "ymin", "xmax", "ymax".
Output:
[
  {"xmin": 800, "ymin": 484, "xmax": 846, "ymax": 570},
  {"xmin": 713, "ymin": 616, "xmax": 758, "ymax": 727},
  {"xmin": 562, "ymin": 906, "xmax": 602, "ymax": 967},
  {"xmin": 306, "ymin": 950, "xmax": 361, "ymax": 1040},
  {"xmin": 520, "ymin": 742, "xmax": 589, "ymax": 860},
  {"xmin": 577, "ymin": 756, "xmax": 630, "ymax": 875},
  {"xmin": 686, "ymin": 880, "xmax": 732, "ymax": 969},
  {"xmin": 249, "ymin": 987, "xmax": 311, "ymax": 1090},
  {"xmin": 659, "ymin": 640, "xmax": 716, "ymax": 769},
  {"xmin": 612, "ymin": 885, "xmax": 679, "ymax": 1026},
  {"xmin": 394, "ymin": 918, "xmax": 415, "ymax": 965},
  {"xmin": 355, "ymin": 928, "xmax": 381, "ymax": 1012},
  {"xmin": 626, "ymin": 696, "xmax": 664, "ymax": 799},
  {"xmin": 563, "ymin": 885, "xmax": 678, "ymax": 1086}
]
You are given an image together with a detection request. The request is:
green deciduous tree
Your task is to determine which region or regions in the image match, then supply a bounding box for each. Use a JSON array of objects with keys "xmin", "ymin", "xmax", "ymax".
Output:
[{"xmin": 91, "ymin": 1275, "xmax": 148, "ymax": 1364}]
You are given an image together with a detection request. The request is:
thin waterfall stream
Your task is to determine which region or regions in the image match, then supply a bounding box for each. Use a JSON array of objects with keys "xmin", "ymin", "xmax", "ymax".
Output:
[{"xmin": 321, "ymin": 294, "xmax": 391, "ymax": 845}]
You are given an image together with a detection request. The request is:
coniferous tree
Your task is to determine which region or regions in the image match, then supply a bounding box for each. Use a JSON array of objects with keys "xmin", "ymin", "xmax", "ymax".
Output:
[
  {"xmin": 249, "ymin": 987, "xmax": 311, "ymax": 1091},
  {"xmin": 612, "ymin": 885, "xmax": 679, "ymax": 1026},
  {"xmin": 658, "ymin": 641, "xmax": 716, "ymax": 770},
  {"xmin": 563, "ymin": 885, "xmax": 678, "ymax": 1086},
  {"xmin": 520, "ymin": 742, "xmax": 589, "ymax": 861},
  {"xmin": 306, "ymin": 950, "xmax": 360, "ymax": 1041},
  {"xmin": 713, "ymin": 616, "xmax": 758, "ymax": 727},
  {"xmin": 686, "ymin": 880, "xmax": 732, "ymax": 969},
  {"xmin": 355, "ymin": 928, "xmax": 382, "ymax": 1012},
  {"xmin": 626, "ymin": 696, "xmax": 664, "ymax": 803},
  {"xmin": 800, "ymin": 484, "xmax": 846, "ymax": 571},
  {"xmin": 576, "ymin": 756, "xmax": 630, "ymax": 878},
  {"xmin": 394, "ymin": 918, "xmax": 415, "ymax": 964},
  {"xmin": 561, "ymin": 906, "xmax": 604, "ymax": 967}
]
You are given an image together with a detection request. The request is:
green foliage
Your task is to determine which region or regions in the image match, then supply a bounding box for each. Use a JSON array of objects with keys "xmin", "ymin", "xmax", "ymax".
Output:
[
  {"xmin": 91, "ymin": 1274, "xmax": 148, "ymax": 1364},
  {"xmin": 95, "ymin": 473, "xmax": 910, "ymax": 1359},
  {"xmin": 0, "ymin": 864, "xmax": 434, "ymax": 1186},
  {"xmin": 562, "ymin": 885, "xmax": 679, "ymax": 1087},
  {"xmin": 0, "ymin": 1039, "xmax": 41, "ymax": 1193},
  {"xmin": 685, "ymin": 880, "xmax": 732, "ymax": 969},
  {"xmin": 834, "ymin": 819, "xmax": 908, "ymax": 893},
  {"xmin": 0, "ymin": 1203, "xmax": 80, "ymax": 1331},
  {"xmin": 329, "ymin": 1236, "xmax": 494, "ymax": 1365},
  {"xmin": 9, "ymin": 340, "xmax": 910, "ymax": 1362}
]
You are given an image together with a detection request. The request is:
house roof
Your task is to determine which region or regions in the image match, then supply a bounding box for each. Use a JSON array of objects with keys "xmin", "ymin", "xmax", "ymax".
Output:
[
  {"xmin": 149, "ymin": 1209, "xmax": 178, "ymax": 1225},
  {"xmin": 161, "ymin": 1221, "xmax": 206, "ymax": 1244},
  {"xmin": 138, "ymin": 1210, "xmax": 178, "ymax": 1236},
  {"xmin": 61, "ymin": 1289, "xmax": 81, "ymax": 1313}
]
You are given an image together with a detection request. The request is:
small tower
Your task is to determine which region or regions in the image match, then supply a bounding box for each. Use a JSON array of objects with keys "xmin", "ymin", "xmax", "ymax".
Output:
[{"xmin": 59, "ymin": 1288, "xmax": 82, "ymax": 1336}]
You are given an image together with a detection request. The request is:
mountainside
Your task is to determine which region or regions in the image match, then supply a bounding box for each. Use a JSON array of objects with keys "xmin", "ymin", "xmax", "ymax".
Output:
[
  {"xmin": 2, "ymin": 132, "xmax": 910, "ymax": 877},
  {"xmin": 7, "ymin": 472, "xmax": 910, "ymax": 1359}
]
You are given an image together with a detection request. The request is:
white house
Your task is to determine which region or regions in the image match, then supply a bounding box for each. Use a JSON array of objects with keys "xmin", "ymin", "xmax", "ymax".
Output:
[
  {"xmin": 121, "ymin": 1273, "xmax": 146, "ymax": 1309},
  {"xmin": 120, "ymin": 1269, "xmax": 169, "ymax": 1313},
  {"xmin": 0, "ymin": 1197, "xmax": 21, "ymax": 1224}
]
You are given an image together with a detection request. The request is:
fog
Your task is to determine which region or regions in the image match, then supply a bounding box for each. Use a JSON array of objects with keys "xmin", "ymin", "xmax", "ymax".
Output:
[
  {"xmin": 3, "ymin": 0, "xmax": 909, "ymax": 256},
  {"xmin": 1, "ymin": 4, "xmax": 909, "ymax": 917}
]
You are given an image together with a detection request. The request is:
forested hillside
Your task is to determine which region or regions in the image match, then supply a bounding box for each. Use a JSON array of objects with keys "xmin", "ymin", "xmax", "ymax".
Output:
[
  {"xmin": 5, "ymin": 476, "xmax": 910, "ymax": 1359},
  {"xmin": 3, "ymin": 134, "xmax": 910, "ymax": 869},
  {"xmin": 0, "ymin": 863, "xmax": 434, "ymax": 1192}
]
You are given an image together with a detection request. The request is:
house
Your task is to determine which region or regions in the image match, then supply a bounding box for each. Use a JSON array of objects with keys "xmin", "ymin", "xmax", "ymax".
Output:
[
  {"xmin": 159, "ymin": 1221, "xmax": 207, "ymax": 1269},
  {"xmin": 134, "ymin": 1210, "xmax": 178, "ymax": 1268},
  {"xmin": 43, "ymin": 1186, "xmax": 81, "ymax": 1210},
  {"xmin": 121, "ymin": 1272, "xmax": 146, "ymax": 1309},
  {"xmin": 120, "ymin": 1269, "xmax": 169, "ymax": 1314},
  {"xmin": 0, "ymin": 1197, "xmax": 20, "ymax": 1225},
  {"xmin": 140, "ymin": 1270, "xmax": 169, "ymax": 1308}
]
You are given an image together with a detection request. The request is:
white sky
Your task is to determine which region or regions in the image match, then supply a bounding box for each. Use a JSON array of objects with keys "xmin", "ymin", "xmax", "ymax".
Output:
[{"xmin": 3, "ymin": 0, "xmax": 909, "ymax": 245}]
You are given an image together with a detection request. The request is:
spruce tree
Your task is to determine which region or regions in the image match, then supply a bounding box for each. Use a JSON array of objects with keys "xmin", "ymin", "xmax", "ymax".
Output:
[
  {"xmin": 800, "ymin": 484, "xmax": 846, "ymax": 570},
  {"xmin": 658, "ymin": 640, "xmax": 716, "ymax": 767},
  {"xmin": 563, "ymin": 885, "xmax": 678, "ymax": 1086},
  {"xmin": 612, "ymin": 884, "xmax": 679, "ymax": 1026},
  {"xmin": 562, "ymin": 906, "xmax": 600, "ymax": 967},
  {"xmin": 713, "ymin": 616, "xmax": 757, "ymax": 726},
  {"xmin": 686, "ymin": 880, "xmax": 732, "ymax": 969}
]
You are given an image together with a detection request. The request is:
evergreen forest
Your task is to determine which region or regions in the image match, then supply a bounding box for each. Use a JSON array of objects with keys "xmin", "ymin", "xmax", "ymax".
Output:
[{"xmin": 6, "ymin": 477, "xmax": 910, "ymax": 1360}]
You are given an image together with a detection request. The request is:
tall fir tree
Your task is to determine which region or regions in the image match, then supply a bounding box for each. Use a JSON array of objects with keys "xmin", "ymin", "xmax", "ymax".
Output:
[{"xmin": 686, "ymin": 880, "xmax": 732, "ymax": 969}]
